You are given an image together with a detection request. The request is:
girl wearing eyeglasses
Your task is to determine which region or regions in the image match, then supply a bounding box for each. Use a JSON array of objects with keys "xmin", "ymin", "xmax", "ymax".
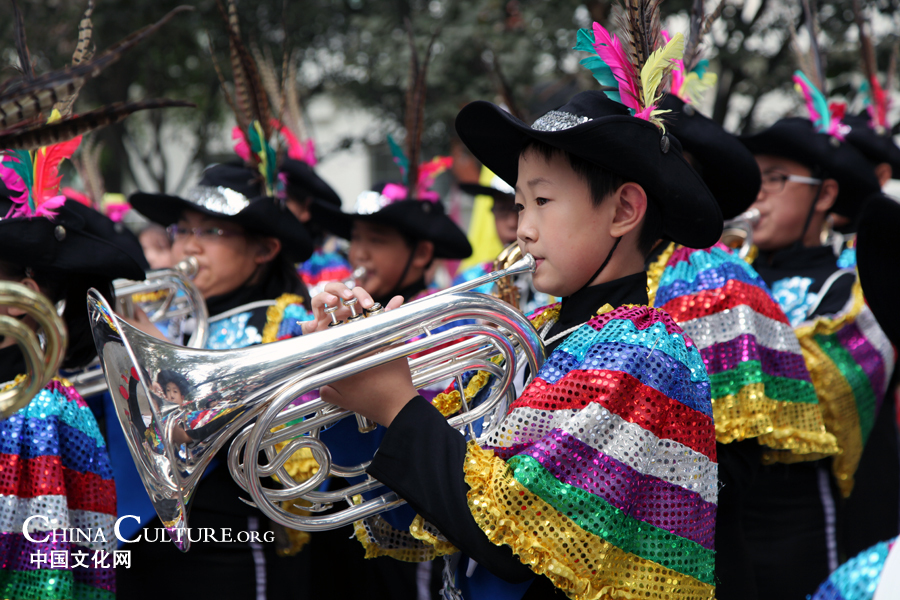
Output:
[{"xmin": 120, "ymin": 163, "xmax": 315, "ymax": 600}]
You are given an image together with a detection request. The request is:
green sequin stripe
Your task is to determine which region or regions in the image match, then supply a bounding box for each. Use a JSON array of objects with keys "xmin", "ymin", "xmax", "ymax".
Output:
[
  {"xmin": 0, "ymin": 569, "xmax": 114, "ymax": 600},
  {"xmin": 814, "ymin": 333, "xmax": 877, "ymax": 442},
  {"xmin": 508, "ymin": 454, "xmax": 716, "ymax": 585},
  {"xmin": 709, "ymin": 360, "xmax": 817, "ymax": 404}
]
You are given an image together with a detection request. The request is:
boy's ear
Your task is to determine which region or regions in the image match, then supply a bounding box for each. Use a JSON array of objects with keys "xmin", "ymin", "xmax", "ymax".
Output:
[
  {"xmin": 411, "ymin": 240, "xmax": 435, "ymax": 269},
  {"xmin": 254, "ymin": 237, "xmax": 282, "ymax": 264},
  {"xmin": 815, "ymin": 179, "xmax": 839, "ymax": 214},
  {"xmin": 609, "ymin": 182, "xmax": 648, "ymax": 238}
]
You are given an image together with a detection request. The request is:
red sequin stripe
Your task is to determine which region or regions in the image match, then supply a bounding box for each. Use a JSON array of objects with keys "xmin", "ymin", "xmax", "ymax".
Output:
[
  {"xmin": 667, "ymin": 242, "xmax": 732, "ymax": 265},
  {"xmin": 0, "ymin": 453, "xmax": 116, "ymax": 514},
  {"xmin": 661, "ymin": 279, "xmax": 789, "ymax": 324},
  {"xmin": 587, "ymin": 305, "xmax": 686, "ymax": 337},
  {"xmin": 510, "ymin": 369, "xmax": 717, "ymax": 459}
]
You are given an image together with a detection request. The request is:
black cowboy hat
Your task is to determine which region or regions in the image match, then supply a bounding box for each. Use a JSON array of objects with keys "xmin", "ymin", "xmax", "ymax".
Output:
[
  {"xmin": 454, "ymin": 91, "xmax": 723, "ymax": 249},
  {"xmin": 660, "ymin": 95, "xmax": 761, "ymax": 220},
  {"xmin": 279, "ymin": 158, "xmax": 342, "ymax": 207},
  {"xmin": 739, "ymin": 118, "xmax": 881, "ymax": 222},
  {"xmin": 459, "ymin": 173, "xmax": 516, "ymax": 205},
  {"xmin": 0, "ymin": 197, "xmax": 146, "ymax": 280},
  {"xmin": 843, "ymin": 112, "xmax": 900, "ymax": 177},
  {"xmin": 856, "ymin": 194, "xmax": 900, "ymax": 347},
  {"xmin": 315, "ymin": 183, "xmax": 472, "ymax": 260},
  {"xmin": 130, "ymin": 163, "xmax": 314, "ymax": 262}
]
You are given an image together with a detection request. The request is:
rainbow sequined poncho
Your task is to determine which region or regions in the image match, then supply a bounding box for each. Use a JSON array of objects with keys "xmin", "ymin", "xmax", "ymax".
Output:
[
  {"xmin": 0, "ymin": 377, "xmax": 116, "ymax": 600},
  {"xmin": 297, "ymin": 249, "xmax": 352, "ymax": 297},
  {"xmin": 647, "ymin": 242, "xmax": 839, "ymax": 458},
  {"xmin": 430, "ymin": 303, "xmax": 719, "ymax": 599},
  {"xmin": 784, "ymin": 279, "xmax": 895, "ymax": 497}
]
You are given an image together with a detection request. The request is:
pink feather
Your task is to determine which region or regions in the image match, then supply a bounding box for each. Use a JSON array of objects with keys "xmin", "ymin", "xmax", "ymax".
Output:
[
  {"xmin": 0, "ymin": 159, "xmax": 28, "ymax": 204},
  {"xmin": 792, "ymin": 73, "xmax": 823, "ymax": 126},
  {"xmin": 232, "ymin": 126, "xmax": 251, "ymax": 162},
  {"xmin": 591, "ymin": 22, "xmax": 641, "ymax": 111},
  {"xmin": 415, "ymin": 156, "xmax": 452, "ymax": 198},
  {"xmin": 30, "ymin": 136, "xmax": 81, "ymax": 218}
]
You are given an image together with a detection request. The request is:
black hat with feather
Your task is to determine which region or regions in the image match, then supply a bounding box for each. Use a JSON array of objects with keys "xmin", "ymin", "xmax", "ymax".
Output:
[
  {"xmin": 129, "ymin": 0, "xmax": 314, "ymax": 262},
  {"xmin": 456, "ymin": 3, "xmax": 723, "ymax": 249}
]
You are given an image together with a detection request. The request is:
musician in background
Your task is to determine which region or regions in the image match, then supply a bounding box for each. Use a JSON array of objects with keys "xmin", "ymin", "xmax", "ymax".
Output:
[
  {"xmin": 279, "ymin": 157, "xmax": 354, "ymax": 296},
  {"xmin": 736, "ymin": 71, "xmax": 893, "ymax": 599},
  {"xmin": 453, "ymin": 174, "xmax": 552, "ymax": 314},
  {"xmin": 121, "ymin": 163, "xmax": 315, "ymax": 600},
  {"xmin": 643, "ymin": 57, "xmax": 840, "ymax": 600},
  {"xmin": 0, "ymin": 194, "xmax": 147, "ymax": 600},
  {"xmin": 301, "ymin": 15, "xmax": 724, "ymax": 594}
]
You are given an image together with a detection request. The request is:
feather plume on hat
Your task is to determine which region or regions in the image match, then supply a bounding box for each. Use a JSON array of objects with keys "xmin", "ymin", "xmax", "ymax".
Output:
[{"xmin": 573, "ymin": 0, "xmax": 685, "ymax": 131}]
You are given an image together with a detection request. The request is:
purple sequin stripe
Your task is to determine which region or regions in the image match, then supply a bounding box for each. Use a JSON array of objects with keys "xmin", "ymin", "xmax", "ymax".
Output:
[
  {"xmin": 504, "ymin": 429, "xmax": 716, "ymax": 549},
  {"xmin": 700, "ymin": 334, "xmax": 812, "ymax": 381},
  {"xmin": 835, "ymin": 322, "xmax": 887, "ymax": 411}
]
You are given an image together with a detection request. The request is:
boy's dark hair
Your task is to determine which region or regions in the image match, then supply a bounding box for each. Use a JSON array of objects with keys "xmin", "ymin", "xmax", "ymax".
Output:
[
  {"xmin": 520, "ymin": 139, "xmax": 663, "ymax": 256},
  {"xmin": 157, "ymin": 369, "xmax": 190, "ymax": 399}
]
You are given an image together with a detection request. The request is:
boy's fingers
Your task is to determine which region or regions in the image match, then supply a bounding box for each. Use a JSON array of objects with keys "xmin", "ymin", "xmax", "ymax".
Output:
[
  {"xmin": 385, "ymin": 295, "xmax": 404, "ymax": 311},
  {"xmin": 351, "ymin": 286, "xmax": 374, "ymax": 309},
  {"xmin": 322, "ymin": 281, "xmax": 354, "ymax": 300}
]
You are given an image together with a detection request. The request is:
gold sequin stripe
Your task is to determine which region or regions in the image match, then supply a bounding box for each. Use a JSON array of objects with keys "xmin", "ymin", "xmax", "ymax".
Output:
[
  {"xmin": 262, "ymin": 293, "xmax": 307, "ymax": 344},
  {"xmin": 131, "ymin": 290, "xmax": 168, "ymax": 303},
  {"xmin": 712, "ymin": 383, "xmax": 838, "ymax": 457},
  {"xmin": 431, "ymin": 369, "xmax": 496, "ymax": 416},
  {"xmin": 409, "ymin": 514, "xmax": 459, "ymax": 557},
  {"xmin": 646, "ymin": 242, "xmax": 676, "ymax": 307},
  {"xmin": 349, "ymin": 498, "xmax": 456, "ymax": 562},
  {"xmin": 464, "ymin": 443, "xmax": 716, "ymax": 600}
]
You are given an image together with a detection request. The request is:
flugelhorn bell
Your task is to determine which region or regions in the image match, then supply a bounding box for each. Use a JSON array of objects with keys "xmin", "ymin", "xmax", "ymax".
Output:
[
  {"xmin": 88, "ymin": 254, "xmax": 544, "ymax": 550},
  {"xmin": 0, "ymin": 282, "xmax": 67, "ymax": 417},
  {"xmin": 720, "ymin": 207, "xmax": 760, "ymax": 260}
]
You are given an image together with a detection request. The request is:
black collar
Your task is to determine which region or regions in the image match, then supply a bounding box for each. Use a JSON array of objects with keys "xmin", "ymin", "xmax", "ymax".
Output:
[
  {"xmin": 376, "ymin": 278, "xmax": 426, "ymax": 307},
  {"xmin": 755, "ymin": 244, "xmax": 837, "ymax": 272},
  {"xmin": 545, "ymin": 271, "xmax": 648, "ymax": 353}
]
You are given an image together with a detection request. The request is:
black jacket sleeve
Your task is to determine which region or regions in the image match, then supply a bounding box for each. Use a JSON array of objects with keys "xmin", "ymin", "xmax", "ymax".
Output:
[{"xmin": 367, "ymin": 395, "xmax": 535, "ymax": 583}]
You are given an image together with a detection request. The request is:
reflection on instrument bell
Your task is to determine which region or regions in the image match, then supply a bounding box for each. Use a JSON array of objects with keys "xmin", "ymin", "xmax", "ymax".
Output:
[
  {"xmin": 71, "ymin": 256, "xmax": 209, "ymax": 397},
  {"xmin": 87, "ymin": 254, "xmax": 544, "ymax": 551}
]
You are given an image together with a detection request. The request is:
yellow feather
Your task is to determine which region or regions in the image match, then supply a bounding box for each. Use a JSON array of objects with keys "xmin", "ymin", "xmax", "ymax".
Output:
[
  {"xmin": 678, "ymin": 71, "xmax": 718, "ymax": 105},
  {"xmin": 640, "ymin": 32, "xmax": 685, "ymax": 110}
]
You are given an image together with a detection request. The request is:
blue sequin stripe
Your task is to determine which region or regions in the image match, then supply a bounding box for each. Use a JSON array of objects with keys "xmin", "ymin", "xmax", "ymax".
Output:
[
  {"xmin": 12, "ymin": 387, "xmax": 107, "ymax": 447},
  {"xmin": 657, "ymin": 248, "xmax": 769, "ymax": 308},
  {"xmin": 558, "ymin": 318, "xmax": 709, "ymax": 383},
  {"xmin": 0, "ymin": 419, "xmax": 113, "ymax": 478},
  {"xmin": 539, "ymin": 339, "xmax": 713, "ymax": 418},
  {"xmin": 811, "ymin": 537, "xmax": 896, "ymax": 600}
]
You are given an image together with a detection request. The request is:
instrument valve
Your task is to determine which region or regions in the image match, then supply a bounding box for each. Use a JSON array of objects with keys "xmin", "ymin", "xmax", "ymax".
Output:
[
  {"xmin": 324, "ymin": 304, "xmax": 342, "ymax": 327},
  {"xmin": 365, "ymin": 302, "xmax": 384, "ymax": 317},
  {"xmin": 342, "ymin": 297, "xmax": 365, "ymax": 322}
]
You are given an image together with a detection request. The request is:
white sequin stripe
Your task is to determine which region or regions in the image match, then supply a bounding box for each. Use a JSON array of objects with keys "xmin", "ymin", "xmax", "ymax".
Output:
[
  {"xmin": 481, "ymin": 407, "xmax": 580, "ymax": 449},
  {"xmin": 856, "ymin": 306, "xmax": 896, "ymax": 397},
  {"xmin": 679, "ymin": 304, "xmax": 803, "ymax": 353},
  {"xmin": 484, "ymin": 404, "xmax": 718, "ymax": 504},
  {"xmin": 0, "ymin": 495, "xmax": 116, "ymax": 551}
]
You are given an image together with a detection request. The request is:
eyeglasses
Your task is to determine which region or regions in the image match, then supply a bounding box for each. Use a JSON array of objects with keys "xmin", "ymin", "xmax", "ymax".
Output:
[
  {"xmin": 760, "ymin": 172, "xmax": 823, "ymax": 194},
  {"xmin": 166, "ymin": 225, "xmax": 243, "ymax": 243}
]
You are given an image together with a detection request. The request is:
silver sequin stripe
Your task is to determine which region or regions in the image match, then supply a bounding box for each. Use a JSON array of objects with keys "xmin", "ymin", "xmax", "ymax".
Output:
[
  {"xmin": 485, "ymin": 404, "xmax": 718, "ymax": 503},
  {"xmin": 185, "ymin": 185, "xmax": 252, "ymax": 216},
  {"xmin": 531, "ymin": 110, "xmax": 591, "ymax": 132},
  {"xmin": 0, "ymin": 494, "xmax": 117, "ymax": 551},
  {"xmin": 679, "ymin": 304, "xmax": 804, "ymax": 353}
]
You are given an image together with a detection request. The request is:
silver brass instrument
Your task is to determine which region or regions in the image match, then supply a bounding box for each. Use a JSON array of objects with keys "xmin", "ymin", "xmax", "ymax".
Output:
[
  {"xmin": 720, "ymin": 208, "xmax": 760, "ymax": 260},
  {"xmin": 88, "ymin": 254, "xmax": 544, "ymax": 551},
  {"xmin": 72, "ymin": 257, "xmax": 209, "ymax": 397},
  {"xmin": 0, "ymin": 283, "xmax": 67, "ymax": 418}
]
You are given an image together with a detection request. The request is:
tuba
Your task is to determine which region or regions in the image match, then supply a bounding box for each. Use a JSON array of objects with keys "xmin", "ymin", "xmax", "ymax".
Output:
[
  {"xmin": 71, "ymin": 257, "xmax": 209, "ymax": 397},
  {"xmin": 720, "ymin": 208, "xmax": 760, "ymax": 260},
  {"xmin": 88, "ymin": 254, "xmax": 544, "ymax": 550},
  {"xmin": 0, "ymin": 283, "xmax": 67, "ymax": 418}
]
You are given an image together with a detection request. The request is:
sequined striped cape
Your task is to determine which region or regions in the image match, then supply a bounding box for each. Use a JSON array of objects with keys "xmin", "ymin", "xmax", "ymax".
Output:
[
  {"xmin": 297, "ymin": 249, "xmax": 352, "ymax": 296},
  {"xmin": 810, "ymin": 537, "xmax": 898, "ymax": 600},
  {"xmin": 458, "ymin": 303, "xmax": 718, "ymax": 599},
  {"xmin": 784, "ymin": 279, "xmax": 895, "ymax": 497},
  {"xmin": 0, "ymin": 377, "xmax": 116, "ymax": 600},
  {"xmin": 647, "ymin": 242, "xmax": 838, "ymax": 458}
]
